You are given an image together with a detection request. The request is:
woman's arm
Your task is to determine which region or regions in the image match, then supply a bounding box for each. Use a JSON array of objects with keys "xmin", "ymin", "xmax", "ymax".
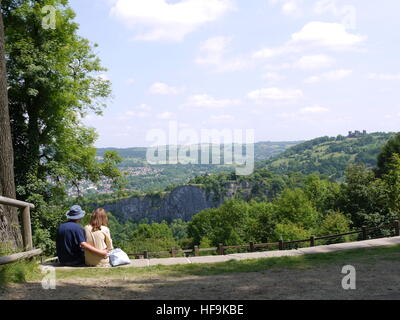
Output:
[
  {"xmin": 103, "ymin": 227, "xmax": 114, "ymax": 250},
  {"xmin": 80, "ymin": 241, "xmax": 108, "ymax": 258}
]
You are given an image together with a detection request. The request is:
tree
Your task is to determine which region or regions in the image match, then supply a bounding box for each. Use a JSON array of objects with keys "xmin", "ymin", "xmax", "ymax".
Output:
[
  {"xmin": 273, "ymin": 188, "xmax": 320, "ymax": 229},
  {"xmin": 337, "ymin": 165, "xmax": 393, "ymax": 229},
  {"xmin": 303, "ymin": 174, "xmax": 340, "ymax": 213},
  {"xmin": 188, "ymin": 199, "xmax": 257, "ymax": 246},
  {"xmin": 2, "ymin": 0, "xmax": 113, "ymax": 201},
  {"xmin": 1, "ymin": 0, "xmax": 123, "ymax": 252},
  {"xmin": 125, "ymin": 223, "xmax": 178, "ymax": 253},
  {"xmin": 0, "ymin": 0, "xmax": 22, "ymax": 250},
  {"xmin": 317, "ymin": 211, "xmax": 351, "ymax": 244},
  {"xmin": 382, "ymin": 154, "xmax": 400, "ymax": 215},
  {"xmin": 377, "ymin": 132, "xmax": 400, "ymax": 177}
]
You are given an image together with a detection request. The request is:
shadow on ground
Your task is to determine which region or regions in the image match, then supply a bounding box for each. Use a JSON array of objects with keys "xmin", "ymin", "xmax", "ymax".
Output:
[{"xmin": 1, "ymin": 259, "xmax": 400, "ymax": 300}]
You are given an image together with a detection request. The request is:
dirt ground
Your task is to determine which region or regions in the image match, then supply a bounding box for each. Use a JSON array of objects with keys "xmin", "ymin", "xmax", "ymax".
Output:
[{"xmin": 1, "ymin": 259, "xmax": 400, "ymax": 300}]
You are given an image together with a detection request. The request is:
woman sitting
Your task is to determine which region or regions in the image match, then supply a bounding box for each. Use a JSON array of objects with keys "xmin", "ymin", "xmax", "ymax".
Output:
[{"xmin": 84, "ymin": 208, "xmax": 114, "ymax": 267}]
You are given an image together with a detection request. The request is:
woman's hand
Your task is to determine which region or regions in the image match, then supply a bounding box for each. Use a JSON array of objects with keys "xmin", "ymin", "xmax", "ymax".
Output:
[
  {"xmin": 81, "ymin": 242, "xmax": 109, "ymax": 259},
  {"xmin": 100, "ymin": 250, "xmax": 109, "ymax": 259}
]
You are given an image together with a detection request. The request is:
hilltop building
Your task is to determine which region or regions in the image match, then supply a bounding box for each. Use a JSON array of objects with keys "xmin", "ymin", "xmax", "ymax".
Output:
[{"xmin": 348, "ymin": 130, "xmax": 367, "ymax": 138}]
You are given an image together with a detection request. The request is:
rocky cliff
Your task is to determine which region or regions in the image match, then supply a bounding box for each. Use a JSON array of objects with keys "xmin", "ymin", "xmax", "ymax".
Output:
[{"xmin": 101, "ymin": 185, "xmax": 224, "ymax": 223}]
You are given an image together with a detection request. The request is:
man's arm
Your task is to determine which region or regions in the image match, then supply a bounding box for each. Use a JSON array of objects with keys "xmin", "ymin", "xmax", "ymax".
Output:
[{"xmin": 80, "ymin": 242, "xmax": 108, "ymax": 259}]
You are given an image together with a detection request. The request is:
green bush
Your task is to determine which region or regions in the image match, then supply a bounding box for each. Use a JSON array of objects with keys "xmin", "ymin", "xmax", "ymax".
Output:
[
  {"xmin": 272, "ymin": 223, "xmax": 311, "ymax": 248},
  {"xmin": 122, "ymin": 223, "xmax": 180, "ymax": 254},
  {"xmin": 273, "ymin": 188, "xmax": 321, "ymax": 229},
  {"xmin": 317, "ymin": 211, "xmax": 352, "ymax": 244}
]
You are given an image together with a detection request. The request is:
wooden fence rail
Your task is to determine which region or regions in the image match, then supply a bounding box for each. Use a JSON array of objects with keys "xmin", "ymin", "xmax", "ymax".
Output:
[
  {"xmin": 0, "ymin": 249, "xmax": 43, "ymax": 266},
  {"xmin": 128, "ymin": 220, "xmax": 400, "ymax": 259},
  {"xmin": 0, "ymin": 196, "xmax": 42, "ymax": 265},
  {"xmin": 0, "ymin": 196, "xmax": 35, "ymax": 251}
]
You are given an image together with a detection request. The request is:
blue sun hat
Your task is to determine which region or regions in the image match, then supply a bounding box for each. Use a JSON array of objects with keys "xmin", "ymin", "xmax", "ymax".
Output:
[{"xmin": 66, "ymin": 205, "xmax": 86, "ymax": 220}]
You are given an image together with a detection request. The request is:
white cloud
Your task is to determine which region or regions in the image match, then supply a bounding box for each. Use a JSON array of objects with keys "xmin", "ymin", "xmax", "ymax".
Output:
[
  {"xmin": 290, "ymin": 22, "xmax": 365, "ymax": 50},
  {"xmin": 262, "ymin": 72, "xmax": 285, "ymax": 82},
  {"xmin": 110, "ymin": 0, "xmax": 235, "ymax": 42},
  {"xmin": 157, "ymin": 112, "xmax": 174, "ymax": 120},
  {"xmin": 122, "ymin": 111, "xmax": 149, "ymax": 119},
  {"xmin": 304, "ymin": 69, "xmax": 353, "ymax": 83},
  {"xmin": 210, "ymin": 114, "xmax": 234, "ymax": 121},
  {"xmin": 269, "ymin": 0, "xmax": 303, "ymax": 16},
  {"xmin": 196, "ymin": 36, "xmax": 250, "ymax": 72},
  {"xmin": 136, "ymin": 104, "xmax": 152, "ymax": 111},
  {"xmin": 314, "ymin": 0, "xmax": 357, "ymax": 30},
  {"xmin": 127, "ymin": 111, "xmax": 149, "ymax": 118},
  {"xmin": 368, "ymin": 73, "xmax": 400, "ymax": 80},
  {"xmin": 186, "ymin": 94, "xmax": 241, "ymax": 108},
  {"xmin": 296, "ymin": 54, "xmax": 335, "ymax": 70},
  {"xmin": 248, "ymin": 87, "xmax": 303, "ymax": 103},
  {"xmin": 279, "ymin": 105, "xmax": 329, "ymax": 119},
  {"xmin": 149, "ymin": 82, "xmax": 183, "ymax": 95},
  {"xmin": 253, "ymin": 21, "xmax": 364, "ymax": 70},
  {"xmin": 300, "ymin": 105, "xmax": 329, "ymax": 114},
  {"xmin": 264, "ymin": 63, "xmax": 292, "ymax": 71},
  {"xmin": 119, "ymin": 104, "xmax": 153, "ymax": 120},
  {"xmin": 253, "ymin": 46, "xmax": 292, "ymax": 60}
]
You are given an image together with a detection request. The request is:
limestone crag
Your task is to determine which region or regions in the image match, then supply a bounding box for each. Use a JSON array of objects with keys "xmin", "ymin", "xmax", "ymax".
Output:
[{"xmin": 102, "ymin": 185, "xmax": 224, "ymax": 222}]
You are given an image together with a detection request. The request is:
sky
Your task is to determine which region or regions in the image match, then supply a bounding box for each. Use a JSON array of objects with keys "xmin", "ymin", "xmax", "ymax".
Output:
[{"xmin": 68, "ymin": 0, "xmax": 400, "ymax": 148}]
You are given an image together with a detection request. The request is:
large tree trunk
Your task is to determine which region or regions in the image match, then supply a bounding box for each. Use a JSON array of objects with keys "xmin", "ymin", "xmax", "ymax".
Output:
[{"xmin": 0, "ymin": 3, "xmax": 22, "ymax": 251}]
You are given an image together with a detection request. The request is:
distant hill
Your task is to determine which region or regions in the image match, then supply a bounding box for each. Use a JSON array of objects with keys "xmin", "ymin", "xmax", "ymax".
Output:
[
  {"xmin": 95, "ymin": 141, "xmax": 301, "ymax": 193},
  {"xmin": 263, "ymin": 132, "xmax": 395, "ymax": 180},
  {"xmin": 97, "ymin": 141, "xmax": 301, "ymax": 163}
]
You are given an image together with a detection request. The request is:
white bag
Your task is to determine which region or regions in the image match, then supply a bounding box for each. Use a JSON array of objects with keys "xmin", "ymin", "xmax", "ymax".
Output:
[{"xmin": 109, "ymin": 248, "xmax": 131, "ymax": 267}]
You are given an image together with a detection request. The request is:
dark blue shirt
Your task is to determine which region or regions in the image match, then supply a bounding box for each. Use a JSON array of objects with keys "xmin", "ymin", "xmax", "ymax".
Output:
[{"xmin": 56, "ymin": 222, "xmax": 86, "ymax": 264}]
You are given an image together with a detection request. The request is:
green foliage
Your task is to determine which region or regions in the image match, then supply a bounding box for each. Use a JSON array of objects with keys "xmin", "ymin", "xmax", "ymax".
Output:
[
  {"xmin": 266, "ymin": 132, "xmax": 394, "ymax": 180},
  {"xmin": 121, "ymin": 222, "xmax": 180, "ymax": 254},
  {"xmin": 199, "ymin": 237, "xmax": 213, "ymax": 249},
  {"xmin": 16, "ymin": 175, "xmax": 67, "ymax": 255},
  {"xmin": 188, "ymin": 200, "xmax": 257, "ymax": 246},
  {"xmin": 1, "ymin": 0, "xmax": 126, "ymax": 254},
  {"xmin": 272, "ymin": 223, "xmax": 311, "ymax": 246},
  {"xmin": 189, "ymin": 194, "xmax": 318, "ymax": 247},
  {"xmin": 4, "ymin": 0, "xmax": 113, "ymax": 191},
  {"xmin": 317, "ymin": 211, "xmax": 352, "ymax": 244},
  {"xmin": 169, "ymin": 219, "xmax": 189, "ymax": 241},
  {"xmin": 377, "ymin": 133, "xmax": 400, "ymax": 176},
  {"xmin": 303, "ymin": 175, "xmax": 340, "ymax": 213},
  {"xmin": 382, "ymin": 154, "xmax": 400, "ymax": 214},
  {"xmin": 247, "ymin": 201, "xmax": 276, "ymax": 243},
  {"xmin": 336, "ymin": 165, "xmax": 394, "ymax": 229},
  {"xmin": 273, "ymin": 189, "xmax": 320, "ymax": 229}
]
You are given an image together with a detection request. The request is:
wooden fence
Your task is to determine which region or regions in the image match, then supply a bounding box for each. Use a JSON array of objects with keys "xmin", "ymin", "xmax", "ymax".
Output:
[
  {"xmin": 0, "ymin": 196, "xmax": 42, "ymax": 265},
  {"xmin": 128, "ymin": 220, "xmax": 400, "ymax": 259}
]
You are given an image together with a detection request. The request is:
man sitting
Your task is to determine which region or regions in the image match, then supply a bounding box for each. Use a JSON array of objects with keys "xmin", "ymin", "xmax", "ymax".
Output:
[{"xmin": 56, "ymin": 205, "xmax": 108, "ymax": 266}]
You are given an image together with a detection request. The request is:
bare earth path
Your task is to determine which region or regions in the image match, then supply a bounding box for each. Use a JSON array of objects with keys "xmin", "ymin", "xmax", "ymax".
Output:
[
  {"xmin": 1, "ymin": 260, "xmax": 400, "ymax": 300},
  {"xmin": 1, "ymin": 237, "xmax": 400, "ymax": 300}
]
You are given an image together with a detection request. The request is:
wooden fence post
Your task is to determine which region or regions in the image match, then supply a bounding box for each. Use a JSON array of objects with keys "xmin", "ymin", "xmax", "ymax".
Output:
[
  {"xmin": 218, "ymin": 243, "xmax": 225, "ymax": 255},
  {"xmin": 278, "ymin": 240, "xmax": 284, "ymax": 251},
  {"xmin": 143, "ymin": 250, "xmax": 149, "ymax": 259},
  {"xmin": 22, "ymin": 206, "xmax": 33, "ymax": 251},
  {"xmin": 194, "ymin": 245, "xmax": 199, "ymax": 256},
  {"xmin": 362, "ymin": 226, "xmax": 367, "ymax": 240},
  {"xmin": 310, "ymin": 236, "xmax": 315, "ymax": 247},
  {"xmin": 394, "ymin": 220, "xmax": 400, "ymax": 237},
  {"xmin": 171, "ymin": 248, "xmax": 177, "ymax": 258},
  {"xmin": 249, "ymin": 242, "xmax": 255, "ymax": 252}
]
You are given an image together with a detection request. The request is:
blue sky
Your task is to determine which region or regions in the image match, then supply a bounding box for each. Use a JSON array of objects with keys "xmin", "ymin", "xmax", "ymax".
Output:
[{"xmin": 69, "ymin": 0, "xmax": 400, "ymax": 148}]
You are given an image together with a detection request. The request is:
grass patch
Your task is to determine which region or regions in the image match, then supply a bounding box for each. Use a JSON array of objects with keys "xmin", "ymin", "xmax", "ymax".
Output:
[
  {"xmin": 53, "ymin": 245, "xmax": 400, "ymax": 281},
  {"xmin": 0, "ymin": 260, "xmax": 40, "ymax": 287}
]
